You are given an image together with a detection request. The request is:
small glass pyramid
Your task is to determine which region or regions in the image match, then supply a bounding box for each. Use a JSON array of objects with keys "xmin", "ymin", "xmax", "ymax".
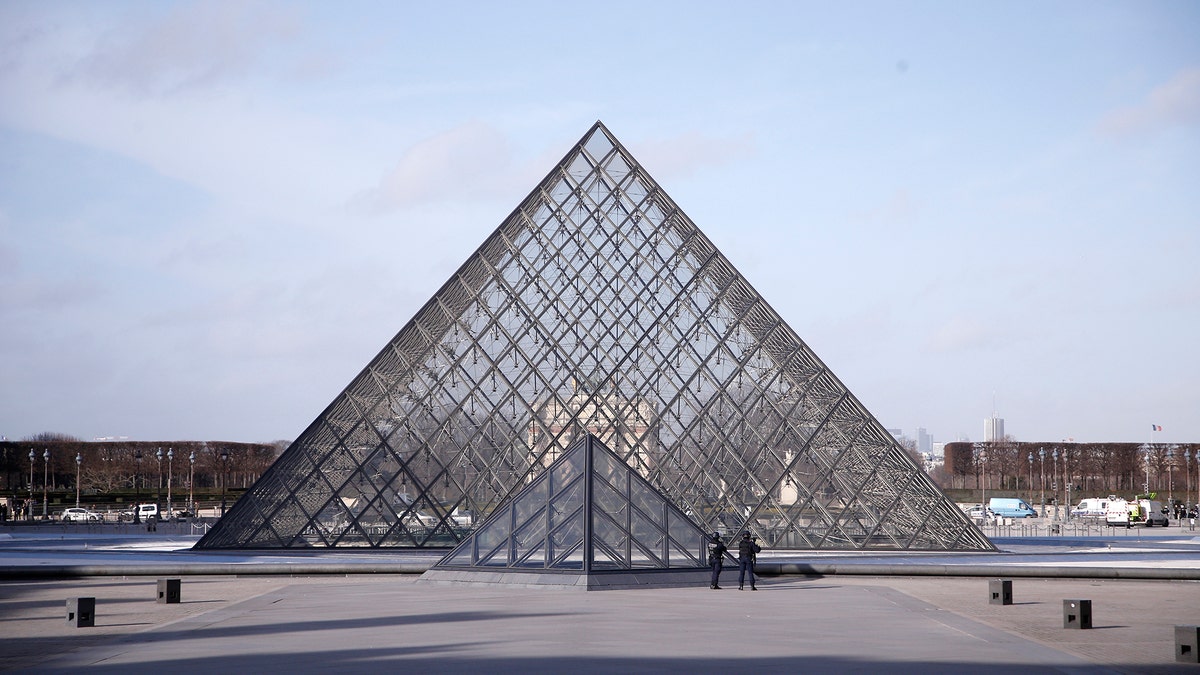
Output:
[{"xmin": 427, "ymin": 433, "xmax": 711, "ymax": 588}]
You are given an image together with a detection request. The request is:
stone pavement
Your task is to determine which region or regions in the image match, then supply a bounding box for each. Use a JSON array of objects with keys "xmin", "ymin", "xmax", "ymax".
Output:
[{"xmin": 2, "ymin": 573, "xmax": 1198, "ymax": 674}]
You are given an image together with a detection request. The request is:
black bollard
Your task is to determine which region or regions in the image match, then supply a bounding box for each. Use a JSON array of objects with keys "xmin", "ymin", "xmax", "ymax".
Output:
[
  {"xmin": 988, "ymin": 579, "xmax": 1013, "ymax": 605},
  {"xmin": 66, "ymin": 597, "xmax": 96, "ymax": 627},
  {"xmin": 1062, "ymin": 599, "xmax": 1092, "ymax": 629},
  {"xmin": 157, "ymin": 578, "xmax": 181, "ymax": 604},
  {"xmin": 1177, "ymin": 625, "xmax": 1200, "ymax": 664}
]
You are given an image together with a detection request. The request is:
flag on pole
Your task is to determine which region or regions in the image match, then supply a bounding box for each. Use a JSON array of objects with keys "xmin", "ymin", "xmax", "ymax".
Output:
[{"xmin": 1152, "ymin": 424, "xmax": 1163, "ymax": 432}]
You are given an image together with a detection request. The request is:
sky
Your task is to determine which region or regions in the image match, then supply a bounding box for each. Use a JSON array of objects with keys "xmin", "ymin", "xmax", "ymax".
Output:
[{"xmin": 1, "ymin": 1, "xmax": 1197, "ymax": 447}]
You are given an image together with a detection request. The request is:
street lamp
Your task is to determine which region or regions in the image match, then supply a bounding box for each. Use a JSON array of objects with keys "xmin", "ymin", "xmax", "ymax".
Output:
[
  {"xmin": 75, "ymin": 452, "xmax": 82, "ymax": 509},
  {"xmin": 1185, "ymin": 448, "xmax": 1192, "ymax": 513},
  {"xmin": 167, "ymin": 448, "xmax": 174, "ymax": 520},
  {"xmin": 188, "ymin": 450, "xmax": 195, "ymax": 515},
  {"xmin": 133, "ymin": 449, "xmax": 143, "ymax": 524},
  {"xmin": 1028, "ymin": 452, "xmax": 1034, "ymax": 510},
  {"xmin": 42, "ymin": 449, "xmax": 49, "ymax": 519},
  {"xmin": 219, "ymin": 448, "xmax": 230, "ymax": 517},
  {"xmin": 28, "ymin": 449, "xmax": 35, "ymax": 521},
  {"xmin": 156, "ymin": 447, "xmax": 163, "ymax": 509},
  {"xmin": 1142, "ymin": 443, "xmax": 1151, "ymax": 497},
  {"xmin": 1039, "ymin": 447, "xmax": 1046, "ymax": 518},
  {"xmin": 1167, "ymin": 446, "xmax": 1175, "ymax": 506},
  {"xmin": 1052, "ymin": 448, "xmax": 1060, "ymax": 522},
  {"xmin": 1063, "ymin": 447, "xmax": 1072, "ymax": 522},
  {"xmin": 980, "ymin": 447, "xmax": 988, "ymax": 519}
]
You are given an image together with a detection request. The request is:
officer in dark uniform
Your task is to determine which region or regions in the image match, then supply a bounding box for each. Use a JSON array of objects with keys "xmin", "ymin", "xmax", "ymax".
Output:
[
  {"xmin": 737, "ymin": 531, "xmax": 761, "ymax": 590},
  {"xmin": 708, "ymin": 532, "xmax": 727, "ymax": 589}
]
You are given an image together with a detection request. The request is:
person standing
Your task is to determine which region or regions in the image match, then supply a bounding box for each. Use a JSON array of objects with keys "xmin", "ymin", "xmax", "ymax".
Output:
[
  {"xmin": 708, "ymin": 532, "xmax": 727, "ymax": 589},
  {"xmin": 737, "ymin": 531, "xmax": 761, "ymax": 590}
]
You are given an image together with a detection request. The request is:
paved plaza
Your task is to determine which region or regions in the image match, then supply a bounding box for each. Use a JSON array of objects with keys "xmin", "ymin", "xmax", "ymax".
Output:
[{"xmin": 1, "ymin": 528, "xmax": 1199, "ymax": 673}]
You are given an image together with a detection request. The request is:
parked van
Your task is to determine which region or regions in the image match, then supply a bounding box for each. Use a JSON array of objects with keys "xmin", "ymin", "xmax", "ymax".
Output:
[
  {"xmin": 1071, "ymin": 497, "xmax": 1113, "ymax": 518},
  {"xmin": 988, "ymin": 497, "xmax": 1037, "ymax": 519},
  {"xmin": 120, "ymin": 503, "xmax": 160, "ymax": 522},
  {"xmin": 1105, "ymin": 498, "xmax": 1169, "ymax": 527}
]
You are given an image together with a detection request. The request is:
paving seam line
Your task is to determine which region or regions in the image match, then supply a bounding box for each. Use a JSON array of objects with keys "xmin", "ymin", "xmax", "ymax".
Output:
[{"xmin": 38, "ymin": 581, "xmax": 298, "ymax": 669}]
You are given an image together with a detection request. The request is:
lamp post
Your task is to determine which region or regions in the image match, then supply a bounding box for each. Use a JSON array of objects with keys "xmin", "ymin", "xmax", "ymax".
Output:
[
  {"xmin": 28, "ymin": 449, "xmax": 35, "ymax": 521},
  {"xmin": 1142, "ymin": 443, "xmax": 1151, "ymax": 497},
  {"xmin": 188, "ymin": 450, "xmax": 195, "ymax": 515},
  {"xmin": 75, "ymin": 452, "xmax": 82, "ymax": 509},
  {"xmin": 42, "ymin": 449, "xmax": 49, "ymax": 519},
  {"xmin": 133, "ymin": 449, "xmax": 143, "ymax": 524},
  {"xmin": 219, "ymin": 448, "xmax": 230, "ymax": 517},
  {"xmin": 1028, "ymin": 452, "xmax": 1034, "ymax": 511},
  {"xmin": 167, "ymin": 448, "xmax": 173, "ymax": 520},
  {"xmin": 1185, "ymin": 448, "xmax": 1192, "ymax": 513},
  {"xmin": 1052, "ymin": 448, "xmax": 1060, "ymax": 522},
  {"xmin": 1191, "ymin": 447, "xmax": 1198, "ymax": 513},
  {"xmin": 1065, "ymin": 461, "xmax": 1072, "ymax": 522},
  {"xmin": 1039, "ymin": 447, "xmax": 1046, "ymax": 518},
  {"xmin": 156, "ymin": 448, "xmax": 163, "ymax": 509},
  {"xmin": 1167, "ymin": 446, "xmax": 1175, "ymax": 506},
  {"xmin": 980, "ymin": 447, "xmax": 988, "ymax": 520}
]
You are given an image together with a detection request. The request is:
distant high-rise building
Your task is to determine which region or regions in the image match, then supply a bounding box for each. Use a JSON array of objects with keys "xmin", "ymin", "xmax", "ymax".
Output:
[
  {"xmin": 917, "ymin": 427, "xmax": 933, "ymax": 455},
  {"xmin": 984, "ymin": 417, "xmax": 1005, "ymax": 442}
]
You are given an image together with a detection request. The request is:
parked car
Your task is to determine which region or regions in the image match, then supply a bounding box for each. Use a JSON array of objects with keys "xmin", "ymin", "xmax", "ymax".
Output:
[
  {"xmin": 61, "ymin": 508, "xmax": 103, "ymax": 522},
  {"xmin": 966, "ymin": 505, "xmax": 993, "ymax": 521}
]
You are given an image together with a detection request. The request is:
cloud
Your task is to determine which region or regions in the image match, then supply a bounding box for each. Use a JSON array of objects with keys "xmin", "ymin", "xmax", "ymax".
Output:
[
  {"xmin": 925, "ymin": 316, "xmax": 993, "ymax": 353},
  {"xmin": 354, "ymin": 121, "xmax": 515, "ymax": 214},
  {"xmin": 850, "ymin": 189, "xmax": 921, "ymax": 224},
  {"xmin": 1097, "ymin": 67, "xmax": 1200, "ymax": 137},
  {"xmin": 630, "ymin": 131, "xmax": 756, "ymax": 180},
  {"xmin": 68, "ymin": 0, "xmax": 301, "ymax": 96}
]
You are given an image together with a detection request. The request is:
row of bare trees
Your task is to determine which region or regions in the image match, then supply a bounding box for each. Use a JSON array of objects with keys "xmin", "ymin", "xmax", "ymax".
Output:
[
  {"xmin": 0, "ymin": 440, "xmax": 284, "ymax": 498},
  {"xmin": 943, "ymin": 440, "xmax": 1200, "ymax": 502}
]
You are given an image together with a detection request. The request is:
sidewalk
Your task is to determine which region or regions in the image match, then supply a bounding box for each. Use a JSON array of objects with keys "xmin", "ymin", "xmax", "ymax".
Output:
[
  {"xmin": 1, "ymin": 529, "xmax": 1198, "ymax": 673},
  {"xmin": 2, "ymin": 574, "xmax": 1197, "ymax": 673}
]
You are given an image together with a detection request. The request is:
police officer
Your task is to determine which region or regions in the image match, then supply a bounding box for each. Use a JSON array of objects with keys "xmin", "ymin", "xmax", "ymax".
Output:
[
  {"xmin": 737, "ymin": 531, "xmax": 761, "ymax": 590},
  {"xmin": 708, "ymin": 532, "xmax": 727, "ymax": 589}
]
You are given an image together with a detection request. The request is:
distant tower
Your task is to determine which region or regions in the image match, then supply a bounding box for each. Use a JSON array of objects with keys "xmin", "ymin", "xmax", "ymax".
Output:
[
  {"xmin": 984, "ymin": 393, "xmax": 1005, "ymax": 442},
  {"xmin": 917, "ymin": 427, "xmax": 933, "ymax": 455},
  {"xmin": 984, "ymin": 417, "xmax": 1005, "ymax": 442}
]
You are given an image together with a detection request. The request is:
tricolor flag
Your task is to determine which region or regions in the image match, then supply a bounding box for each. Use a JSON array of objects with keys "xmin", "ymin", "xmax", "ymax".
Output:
[{"xmin": 1152, "ymin": 424, "xmax": 1163, "ymax": 432}]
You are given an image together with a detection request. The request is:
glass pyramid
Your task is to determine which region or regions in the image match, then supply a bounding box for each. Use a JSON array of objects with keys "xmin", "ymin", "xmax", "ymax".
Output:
[
  {"xmin": 433, "ymin": 433, "xmax": 709, "ymax": 572},
  {"xmin": 195, "ymin": 121, "xmax": 993, "ymax": 552}
]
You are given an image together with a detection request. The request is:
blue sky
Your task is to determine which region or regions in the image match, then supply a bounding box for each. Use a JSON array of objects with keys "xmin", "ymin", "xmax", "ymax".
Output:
[{"xmin": 1, "ymin": 1, "xmax": 1197, "ymax": 446}]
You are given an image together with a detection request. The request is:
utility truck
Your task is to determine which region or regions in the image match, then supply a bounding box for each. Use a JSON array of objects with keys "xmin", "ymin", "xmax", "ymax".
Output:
[{"xmin": 1105, "ymin": 497, "xmax": 1169, "ymax": 528}]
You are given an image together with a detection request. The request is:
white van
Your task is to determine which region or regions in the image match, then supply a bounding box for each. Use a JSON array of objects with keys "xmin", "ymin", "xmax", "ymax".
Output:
[
  {"xmin": 988, "ymin": 498, "xmax": 1037, "ymax": 519},
  {"xmin": 1071, "ymin": 497, "xmax": 1113, "ymax": 518},
  {"xmin": 1106, "ymin": 498, "xmax": 1169, "ymax": 527},
  {"xmin": 121, "ymin": 503, "xmax": 160, "ymax": 522}
]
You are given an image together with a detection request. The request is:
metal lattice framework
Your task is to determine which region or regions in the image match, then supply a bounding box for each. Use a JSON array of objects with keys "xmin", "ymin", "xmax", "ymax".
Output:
[{"xmin": 196, "ymin": 121, "xmax": 993, "ymax": 552}]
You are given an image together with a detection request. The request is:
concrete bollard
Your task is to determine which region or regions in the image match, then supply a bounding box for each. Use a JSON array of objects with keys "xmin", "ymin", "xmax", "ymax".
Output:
[
  {"xmin": 1062, "ymin": 599, "xmax": 1092, "ymax": 629},
  {"xmin": 157, "ymin": 578, "xmax": 181, "ymax": 604},
  {"xmin": 66, "ymin": 597, "xmax": 95, "ymax": 627},
  {"xmin": 988, "ymin": 579, "xmax": 1013, "ymax": 605},
  {"xmin": 1177, "ymin": 625, "xmax": 1200, "ymax": 663}
]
